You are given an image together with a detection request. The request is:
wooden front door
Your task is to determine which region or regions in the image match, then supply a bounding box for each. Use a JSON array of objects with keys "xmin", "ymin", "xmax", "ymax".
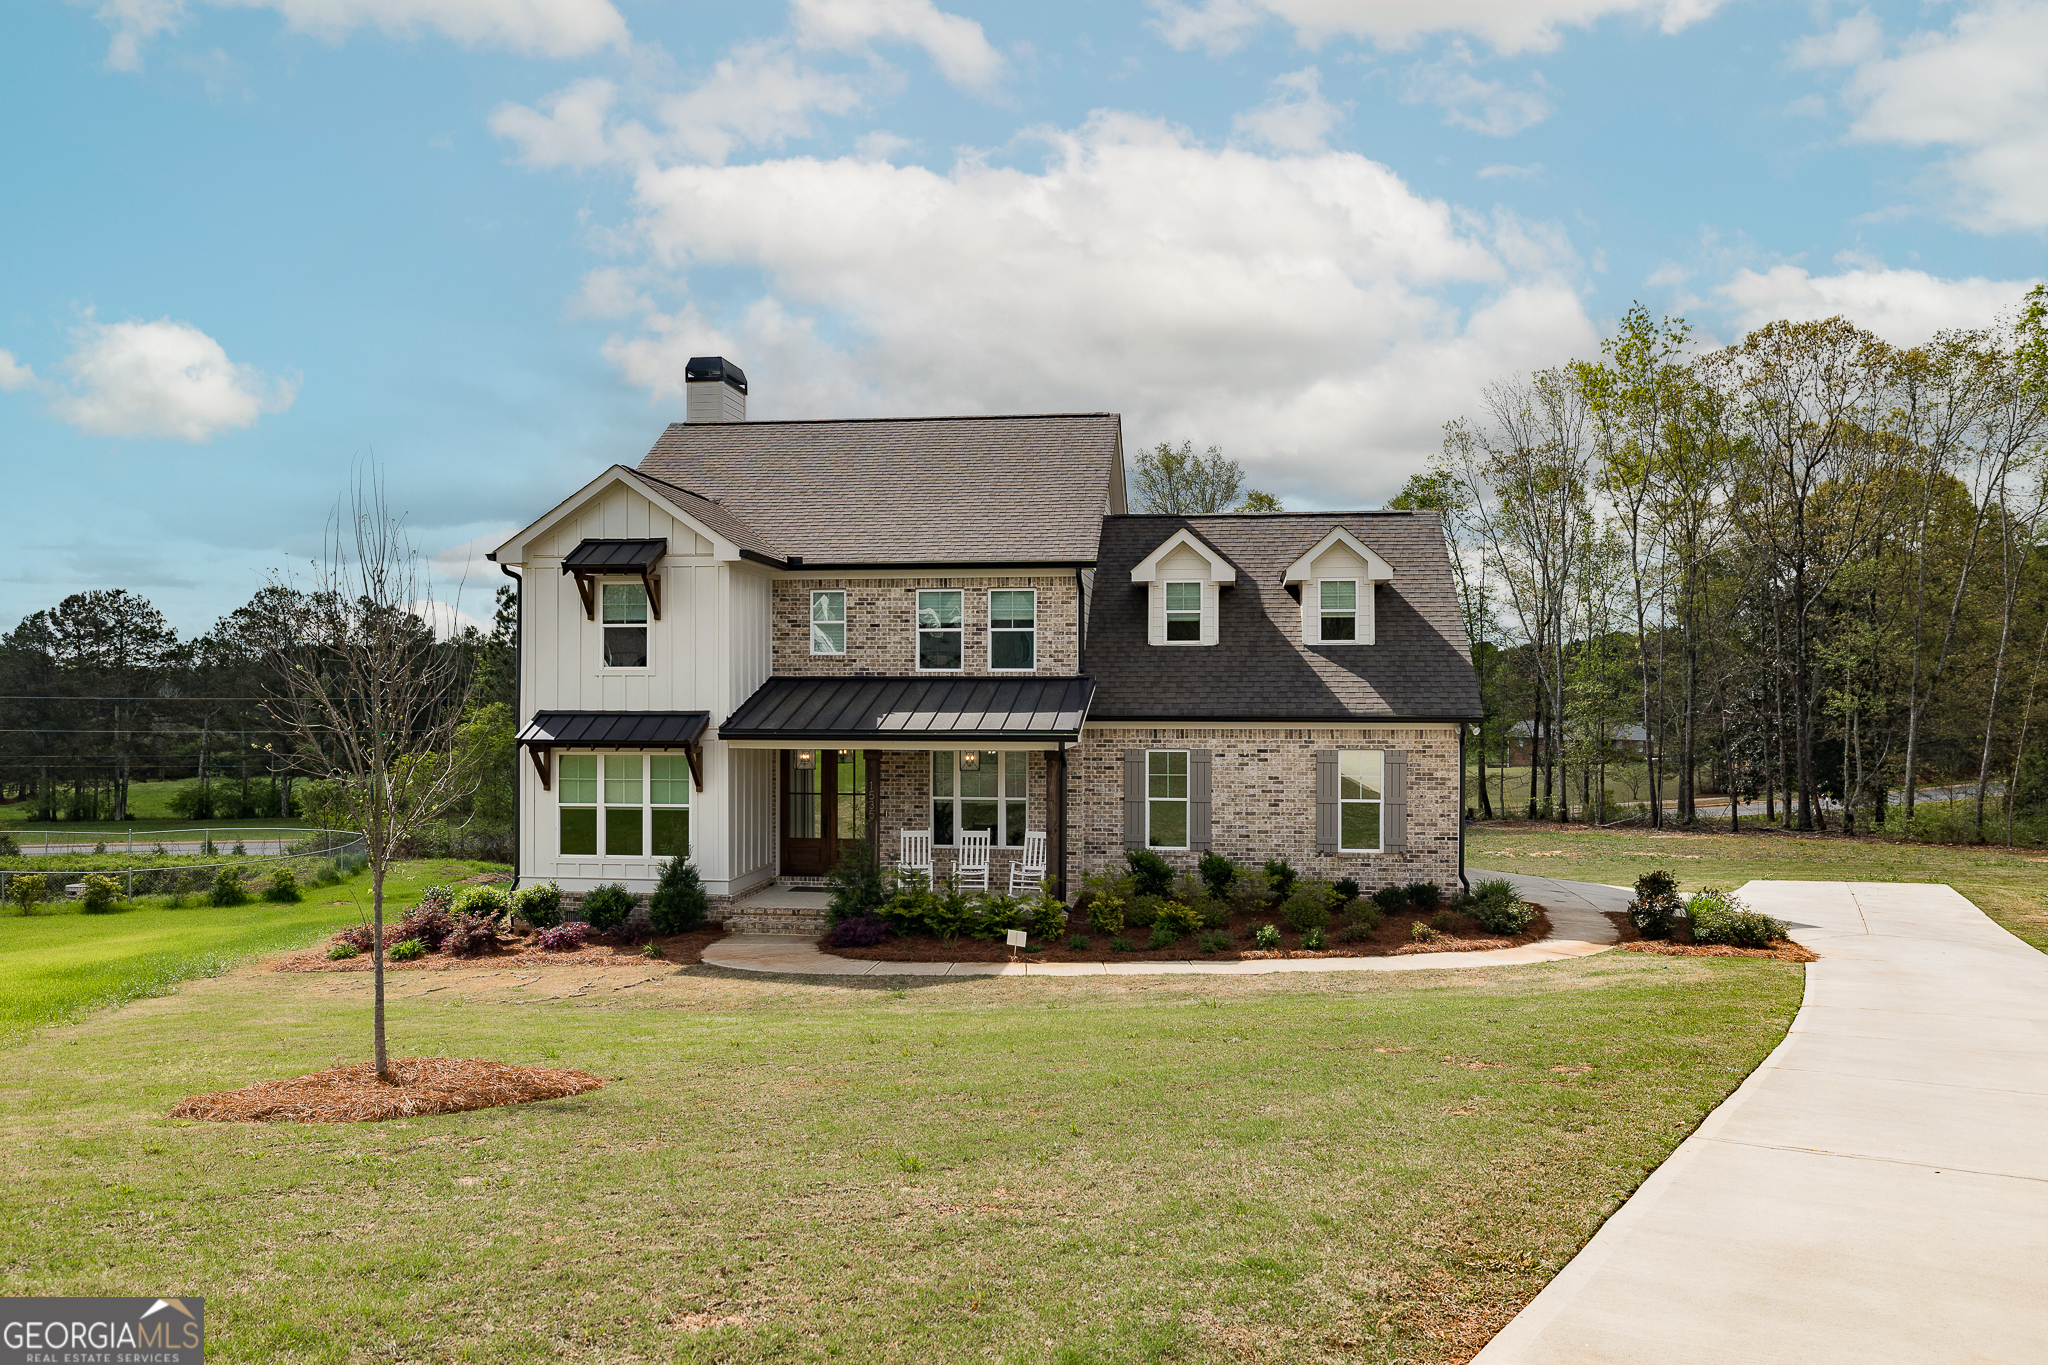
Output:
[{"xmin": 780, "ymin": 749, "xmax": 871, "ymax": 875}]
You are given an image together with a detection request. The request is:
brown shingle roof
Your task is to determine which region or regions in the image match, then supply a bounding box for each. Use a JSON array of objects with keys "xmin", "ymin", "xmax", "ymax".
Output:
[
  {"xmin": 629, "ymin": 469, "xmax": 785, "ymax": 559},
  {"xmin": 1083, "ymin": 512, "xmax": 1480, "ymax": 721},
  {"xmin": 637, "ymin": 414, "xmax": 1122, "ymax": 565}
]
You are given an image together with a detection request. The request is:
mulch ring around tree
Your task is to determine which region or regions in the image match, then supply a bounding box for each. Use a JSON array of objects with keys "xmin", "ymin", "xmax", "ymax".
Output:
[
  {"xmin": 1602, "ymin": 910, "xmax": 1819, "ymax": 962},
  {"xmin": 272, "ymin": 925, "xmax": 726, "ymax": 972},
  {"xmin": 169, "ymin": 1057, "xmax": 605, "ymax": 1124},
  {"xmin": 825, "ymin": 906, "xmax": 1553, "ymax": 964}
]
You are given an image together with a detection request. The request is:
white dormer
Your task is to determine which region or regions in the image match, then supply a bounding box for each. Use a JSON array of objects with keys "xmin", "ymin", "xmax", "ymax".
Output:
[
  {"xmin": 1283, "ymin": 528, "xmax": 1395, "ymax": 646},
  {"xmin": 1130, "ymin": 528, "xmax": 1235, "ymax": 647}
]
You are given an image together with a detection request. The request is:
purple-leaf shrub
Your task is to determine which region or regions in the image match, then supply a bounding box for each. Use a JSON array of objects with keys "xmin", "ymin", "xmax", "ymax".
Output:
[
  {"xmin": 829, "ymin": 913, "xmax": 891, "ymax": 948},
  {"xmin": 398, "ymin": 906, "xmax": 454, "ymax": 950},
  {"xmin": 536, "ymin": 922, "xmax": 588, "ymax": 951}
]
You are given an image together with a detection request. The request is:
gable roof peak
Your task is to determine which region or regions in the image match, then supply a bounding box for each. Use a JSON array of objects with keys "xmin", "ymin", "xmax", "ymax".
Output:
[
  {"xmin": 1283, "ymin": 526, "xmax": 1396, "ymax": 584},
  {"xmin": 1129, "ymin": 526, "xmax": 1238, "ymax": 585}
]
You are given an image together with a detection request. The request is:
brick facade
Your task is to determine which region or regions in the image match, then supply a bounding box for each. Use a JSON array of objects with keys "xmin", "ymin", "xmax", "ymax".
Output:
[
  {"xmin": 771, "ymin": 575, "xmax": 1081, "ymax": 676},
  {"xmin": 1066, "ymin": 724, "xmax": 1464, "ymax": 894}
]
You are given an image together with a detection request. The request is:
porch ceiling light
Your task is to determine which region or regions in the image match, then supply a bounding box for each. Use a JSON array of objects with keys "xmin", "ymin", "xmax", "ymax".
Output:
[
  {"xmin": 795, "ymin": 751, "xmax": 816, "ymax": 770},
  {"xmin": 959, "ymin": 752, "xmax": 981, "ymax": 771}
]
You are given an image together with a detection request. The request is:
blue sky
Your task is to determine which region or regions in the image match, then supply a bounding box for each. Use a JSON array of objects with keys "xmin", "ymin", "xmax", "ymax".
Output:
[{"xmin": 3, "ymin": 0, "xmax": 2043, "ymax": 635}]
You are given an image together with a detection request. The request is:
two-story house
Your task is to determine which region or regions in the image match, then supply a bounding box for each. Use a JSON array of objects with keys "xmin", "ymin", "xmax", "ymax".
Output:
[{"xmin": 489, "ymin": 357, "xmax": 1480, "ymax": 927}]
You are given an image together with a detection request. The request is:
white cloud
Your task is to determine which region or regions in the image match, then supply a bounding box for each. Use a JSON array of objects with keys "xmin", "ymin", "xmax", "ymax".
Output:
[
  {"xmin": 0, "ymin": 350, "xmax": 39, "ymax": 393},
  {"xmin": 1477, "ymin": 162, "xmax": 1542, "ymax": 178},
  {"xmin": 1717, "ymin": 263, "xmax": 2041, "ymax": 346},
  {"xmin": 791, "ymin": 0, "xmax": 1004, "ymax": 91},
  {"xmin": 1797, "ymin": 1, "xmax": 2048, "ymax": 232},
  {"xmin": 94, "ymin": 0, "xmax": 627, "ymax": 71},
  {"xmin": 1233, "ymin": 66, "xmax": 1343, "ymax": 151},
  {"xmin": 1403, "ymin": 42, "xmax": 1550, "ymax": 135},
  {"xmin": 409, "ymin": 597, "xmax": 492, "ymax": 640},
  {"xmin": 49, "ymin": 317, "xmax": 296, "ymax": 441},
  {"xmin": 562, "ymin": 111, "xmax": 1595, "ymax": 504},
  {"xmin": 1150, "ymin": 0, "xmax": 1727, "ymax": 57}
]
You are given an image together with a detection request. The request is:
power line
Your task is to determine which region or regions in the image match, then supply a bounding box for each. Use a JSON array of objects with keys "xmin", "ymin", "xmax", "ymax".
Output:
[{"xmin": 0, "ymin": 696, "xmax": 272, "ymax": 702}]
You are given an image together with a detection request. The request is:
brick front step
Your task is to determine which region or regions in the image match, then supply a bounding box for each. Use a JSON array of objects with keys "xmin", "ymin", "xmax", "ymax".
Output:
[{"xmin": 722, "ymin": 913, "xmax": 829, "ymax": 936}]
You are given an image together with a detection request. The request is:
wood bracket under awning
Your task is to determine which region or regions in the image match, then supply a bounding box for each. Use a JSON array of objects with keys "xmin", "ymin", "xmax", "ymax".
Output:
[
  {"xmin": 516, "ymin": 709, "xmax": 710, "ymax": 793},
  {"xmin": 562, "ymin": 538, "xmax": 666, "ymax": 621}
]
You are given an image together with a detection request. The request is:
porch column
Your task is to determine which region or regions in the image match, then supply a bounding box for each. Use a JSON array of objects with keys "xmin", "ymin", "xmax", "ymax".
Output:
[
  {"xmin": 866, "ymin": 749, "xmax": 881, "ymax": 865},
  {"xmin": 1047, "ymin": 744, "xmax": 1067, "ymax": 901}
]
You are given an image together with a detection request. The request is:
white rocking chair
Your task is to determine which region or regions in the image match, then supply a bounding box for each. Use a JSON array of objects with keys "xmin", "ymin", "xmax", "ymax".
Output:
[
  {"xmin": 899, "ymin": 829, "xmax": 934, "ymax": 882},
  {"xmin": 955, "ymin": 830, "xmax": 992, "ymax": 891},
  {"xmin": 1009, "ymin": 830, "xmax": 1048, "ymax": 895}
]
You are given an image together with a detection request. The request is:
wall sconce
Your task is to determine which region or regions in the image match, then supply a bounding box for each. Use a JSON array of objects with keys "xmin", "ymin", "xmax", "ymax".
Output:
[
  {"xmin": 794, "ymin": 751, "xmax": 816, "ymax": 771},
  {"xmin": 959, "ymin": 752, "xmax": 981, "ymax": 772}
]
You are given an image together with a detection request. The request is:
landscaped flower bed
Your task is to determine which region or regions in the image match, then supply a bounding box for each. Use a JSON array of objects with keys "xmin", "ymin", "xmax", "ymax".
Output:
[
  {"xmin": 1608, "ymin": 873, "xmax": 1817, "ymax": 961},
  {"xmin": 818, "ymin": 849, "xmax": 1553, "ymax": 963}
]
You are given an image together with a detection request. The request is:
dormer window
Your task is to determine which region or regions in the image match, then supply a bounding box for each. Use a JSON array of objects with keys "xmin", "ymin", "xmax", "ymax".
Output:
[
  {"xmin": 1319, "ymin": 581, "xmax": 1358, "ymax": 641},
  {"xmin": 602, "ymin": 583, "xmax": 649, "ymax": 667},
  {"xmin": 1164, "ymin": 583, "xmax": 1202, "ymax": 641}
]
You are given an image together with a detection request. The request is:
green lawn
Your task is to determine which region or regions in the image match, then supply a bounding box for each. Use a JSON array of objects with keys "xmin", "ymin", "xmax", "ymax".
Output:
[
  {"xmin": 1, "ymin": 776, "xmax": 305, "ymax": 830},
  {"xmin": 0, "ymin": 859, "xmax": 505, "ymax": 1040},
  {"xmin": 1469, "ymin": 823, "xmax": 2048, "ymax": 951},
  {"xmin": 0, "ymin": 952, "xmax": 1803, "ymax": 1364}
]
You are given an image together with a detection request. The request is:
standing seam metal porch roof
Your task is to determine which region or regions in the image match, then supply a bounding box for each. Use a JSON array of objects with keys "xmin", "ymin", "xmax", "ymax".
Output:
[
  {"xmin": 720, "ymin": 676, "xmax": 1094, "ymax": 742},
  {"xmin": 515, "ymin": 711, "xmax": 711, "ymax": 751}
]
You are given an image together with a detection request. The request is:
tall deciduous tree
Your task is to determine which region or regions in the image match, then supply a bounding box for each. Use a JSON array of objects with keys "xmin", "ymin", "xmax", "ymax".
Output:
[{"xmin": 1131, "ymin": 441, "xmax": 1279, "ymax": 513}]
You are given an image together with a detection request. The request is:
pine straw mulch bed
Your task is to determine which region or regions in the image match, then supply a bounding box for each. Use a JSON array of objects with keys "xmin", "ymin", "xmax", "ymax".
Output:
[
  {"xmin": 168, "ymin": 1056, "xmax": 605, "ymax": 1124},
  {"xmin": 271, "ymin": 925, "xmax": 726, "ymax": 973},
  {"xmin": 824, "ymin": 906, "xmax": 1553, "ymax": 964},
  {"xmin": 1602, "ymin": 910, "xmax": 1819, "ymax": 962}
]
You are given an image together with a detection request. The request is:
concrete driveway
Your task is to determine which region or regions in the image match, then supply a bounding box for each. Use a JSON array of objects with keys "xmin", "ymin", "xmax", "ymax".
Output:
[{"xmin": 1473, "ymin": 880, "xmax": 2048, "ymax": 1365}]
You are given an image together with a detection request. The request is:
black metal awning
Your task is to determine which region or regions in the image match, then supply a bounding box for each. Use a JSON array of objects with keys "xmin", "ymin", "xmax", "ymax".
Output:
[
  {"xmin": 719, "ymin": 676, "xmax": 1093, "ymax": 745},
  {"xmin": 561, "ymin": 538, "xmax": 666, "ymax": 620},
  {"xmin": 515, "ymin": 709, "xmax": 708, "ymax": 790}
]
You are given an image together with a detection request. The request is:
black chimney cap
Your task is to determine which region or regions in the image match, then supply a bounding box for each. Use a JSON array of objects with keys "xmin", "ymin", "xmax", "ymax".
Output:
[{"xmin": 685, "ymin": 356, "xmax": 748, "ymax": 394}]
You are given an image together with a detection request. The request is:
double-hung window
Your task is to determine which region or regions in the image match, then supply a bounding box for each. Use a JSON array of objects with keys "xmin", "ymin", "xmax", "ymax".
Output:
[
  {"xmin": 1319, "ymin": 581, "xmax": 1358, "ymax": 642},
  {"xmin": 1147, "ymin": 750, "xmax": 1189, "ymax": 848},
  {"xmin": 811, "ymin": 590, "xmax": 846, "ymax": 655},
  {"xmin": 1164, "ymin": 582, "xmax": 1201, "ymax": 641},
  {"xmin": 602, "ymin": 583, "xmax": 649, "ymax": 668},
  {"xmin": 1339, "ymin": 750, "xmax": 1382, "ymax": 851},
  {"xmin": 917, "ymin": 590, "xmax": 962, "ymax": 670},
  {"xmin": 989, "ymin": 589, "xmax": 1036, "ymax": 670},
  {"xmin": 555, "ymin": 753, "xmax": 689, "ymax": 858},
  {"xmin": 931, "ymin": 750, "xmax": 1027, "ymax": 846}
]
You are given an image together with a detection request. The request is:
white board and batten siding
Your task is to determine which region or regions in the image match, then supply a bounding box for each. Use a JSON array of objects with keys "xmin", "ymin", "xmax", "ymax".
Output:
[{"xmin": 503, "ymin": 478, "xmax": 777, "ymax": 898}]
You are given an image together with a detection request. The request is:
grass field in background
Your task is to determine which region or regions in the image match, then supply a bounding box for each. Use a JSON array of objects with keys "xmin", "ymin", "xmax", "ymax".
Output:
[
  {"xmin": 0, "ymin": 776, "xmax": 303, "ymax": 830},
  {"xmin": 1469, "ymin": 824, "xmax": 2048, "ymax": 951},
  {"xmin": 1, "ymin": 951, "xmax": 1802, "ymax": 1364},
  {"xmin": 0, "ymin": 859, "xmax": 506, "ymax": 1039}
]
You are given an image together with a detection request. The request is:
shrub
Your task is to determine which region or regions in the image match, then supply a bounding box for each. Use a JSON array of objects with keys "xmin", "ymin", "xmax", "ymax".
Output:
[
  {"xmin": 79, "ymin": 874, "xmax": 122, "ymax": 914},
  {"xmin": 536, "ymin": 922, "xmax": 588, "ymax": 951},
  {"xmin": 1252, "ymin": 923, "xmax": 1281, "ymax": 949},
  {"xmin": 1111, "ymin": 937, "xmax": 1135, "ymax": 953},
  {"xmin": 1125, "ymin": 847, "xmax": 1175, "ymax": 897},
  {"xmin": 1155, "ymin": 900, "xmax": 1203, "ymax": 939},
  {"xmin": 1025, "ymin": 890, "xmax": 1069, "ymax": 941},
  {"xmin": 325, "ymin": 941, "xmax": 360, "ymax": 960},
  {"xmin": 1627, "ymin": 869, "xmax": 1683, "ymax": 939},
  {"xmin": 1336, "ymin": 923, "xmax": 1373, "ymax": 942},
  {"xmin": 641, "ymin": 940, "xmax": 664, "ymax": 958},
  {"xmin": 1198, "ymin": 852, "xmax": 1236, "ymax": 898},
  {"xmin": 1147, "ymin": 923, "xmax": 1179, "ymax": 949},
  {"xmin": 649, "ymin": 858, "xmax": 710, "ymax": 934},
  {"xmin": 1405, "ymin": 881, "xmax": 1443, "ymax": 910},
  {"xmin": 0, "ymin": 834, "xmax": 18, "ymax": 856},
  {"xmin": 1190, "ymin": 895, "xmax": 1232, "ymax": 930},
  {"xmin": 1371, "ymin": 884, "xmax": 1408, "ymax": 915},
  {"xmin": 1067, "ymin": 933, "xmax": 1089, "ymax": 951},
  {"xmin": 826, "ymin": 841, "xmax": 886, "ymax": 924},
  {"xmin": 1333, "ymin": 878, "xmax": 1360, "ymax": 903},
  {"xmin": 581, "ymin": 883, "xmax": 637, "ymax": 931},
  {"xmin": 208, "ymin": 866, "xmax": 247, "ymax": 907},
  {"xmin": 443, "ymin": 913, "xmax": 499, "ymax": 957},
  {"xmin": 396, "ymin": 906, "xmax": 454, "ymax": 951},
  {"xmin": 415, "ymin": 885, "xmax": 456, "ymax": 915},
  {"xmin": 264, "ymin": 868, "xmax": 302, "ymax": 904},
  {"xmin": 1302, "ymin": 925, "xmax": 1327, "ymax": 950},
  {"xmin": 1226, "ymin": 865, "xmax": 1274, "ymax": 914},
  {"xmin": 94, "ymin": 841, "xmax": 108, "ymax": 855},
  {"xmin": 1687, "ymin": 889, "xmax": 1787, "ymax": 948},
  {"xmin": 511, "ymin": 881, "xmax": 563, "ymax": 929},
  {"xmin": 1410, "ymin": 921, "xmax": 1444, "ymax": 944},
  {"xmin": 1263, "ymin": 858, "xmax": 1297, "ymax": 899},
  {"xmin": 1347, "ymin": 899, "xmax": 1384, "ymax": 933},
  {"xmin": 829, "ymin": 913, "xmax": 891, "ymax": 948},
  {"xmin": 1429, "ymin": 908, "xmax": 1460, "ymax": 933},
  {"xmin": 1281, "ymin": 881, "xmax": 1338, "ymax": 933},
  {"xmin": 1470, "ymin": 881, "xmax": 1536, "ymax": 935},
  {"xmin": 331, "ymin": 923, "xmax": 376, "ymax": 953},
  {"xmin": 389, "ymin": 938, "xmax": 426, "ymax": 962},
  {"xmin": 1197, "ymin": 931, "xmax": 1229, "ymax": 953},
  {"xmin": 1125, "ymin": 894, "xmax": 1164, "ymax": 929},
  {"xmin": 452, "ymin": 884, "xmax": 512, "ymax": 919}
]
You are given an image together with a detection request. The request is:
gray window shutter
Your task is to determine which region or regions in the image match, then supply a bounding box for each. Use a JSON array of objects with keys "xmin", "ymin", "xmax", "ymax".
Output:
[
  {"xmin": 1383, "ymin": 749, "xmax": 1408, "ymax": 851},
  {"xmin": 1123, "ymin": 749, "xmax": 1147, "ymax": 849},
  {"xmin": 1188, "ymin": 749, "xmax": 1212, "ymax": 851},
  {"xmin": 1315, "ymin": 750, "xmax": 1339, "ymax": 854}
]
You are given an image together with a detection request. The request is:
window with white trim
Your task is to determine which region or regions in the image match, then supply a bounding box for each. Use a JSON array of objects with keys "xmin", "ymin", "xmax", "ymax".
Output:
[
  {"xmin": 1148, "ymin": 750, "xmax": 1189, "ymax": 848},
  {"xmin": 1339, "ymin": 750, "xmax": 1382, "ymax": 851},
  {"xmin": 989, "ymin": 589, "xmax": 1036, "ymax": 670},
  {"xmin": 811, "ymin": 590, "xmax": 846, "ymax": 655},
  {"xmin": 917, "ymin": 590, "xmax": 962, "ymax": 670},
  {"xmin": 556, "ymin": 753, "xmax": 690, "ymax": 858},
  {"xmin": 931, "ymin": 750, "xmax": 1028, "ymax": 846},
  {"xmin": 1319, "ymin": 580, "xmax": 1358, "ymax": 642},
  {"xmin": 1164, "ymin": 582, "xmax": 1201, "ymax": 641},
  {"xmin": 602, "ymin": 583, "xmax": 649, "ymax": 668}
]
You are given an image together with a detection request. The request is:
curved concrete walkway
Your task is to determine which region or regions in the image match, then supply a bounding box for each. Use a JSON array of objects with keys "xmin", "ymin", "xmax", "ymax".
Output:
[
  {"xmin": 700, "ymin": 869, "xmax": 1625, "ymax": 978},
  {"xmin": 1474, "ymin": 880, "xmax": 2048, "ymax": 1365}
]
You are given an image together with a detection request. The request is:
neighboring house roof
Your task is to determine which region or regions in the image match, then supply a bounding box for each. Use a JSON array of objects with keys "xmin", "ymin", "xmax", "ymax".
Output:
[
  {"xmin": 1084, "ymin": 512, "xmax": 1479, "ymax": 721},
  {"xmin": 721, "ymin": 675, "xmax": 1094, "ymax": 743},
  {"xmin": 636, "ymin": 414, "xmax": 1124, "ymax": 566}
]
